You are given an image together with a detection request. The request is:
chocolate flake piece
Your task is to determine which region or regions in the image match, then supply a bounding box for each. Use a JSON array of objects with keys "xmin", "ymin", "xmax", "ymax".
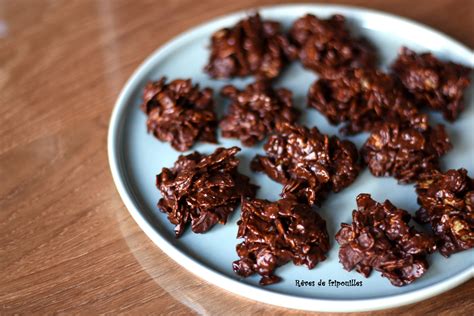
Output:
[
  {"xmin": 392, "ymin": 47, "xmax": 472, "ymax": 121},
  {"xmin": 141, "ymin": 77, "xmax": 217, "ymax": 151},
  {"xmin": 205, "ymin": 13, "xmax": 297, "ymax": 79},
  {"xmin": 233, "ymin": 197, "xmax": 329, "ymax": 285},
  {"xmin": 307, "ymin": 68, "xmax": 428, "ymax": 134},
  {"xmin": 362, "ymin": 121, "xmax": 452, "ymax": 183},
  {"xmin": 336, "ymin": 194, "xmax": 436, "ymax": 287},
  {"xmin": 416, "ymin": 168, "xmax": 474, "ymax": 257},
  {"xmin": 156, "ymin": 147, "xmax": 258, "ymax": 237},
  {"xmin": 219, "ymin": 81, "xmax": 300, "ymax": 146},
  {"xmin": 252, "ymin": 123, "xmax": 360, "ymax": 205},
  {"xmin": 289, "ymin": 14, "xmax": 377, "ymax": 76}
]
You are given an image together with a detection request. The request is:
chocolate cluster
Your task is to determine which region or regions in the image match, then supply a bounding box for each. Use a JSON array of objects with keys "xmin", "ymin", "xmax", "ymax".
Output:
[
  {"xmin": 140, "ymin": 11, "xmax": 474, "ymax": 289},
  {"xmin": 141, "ymin": 77, "xmax": 217, "ymax": 151},
  {"xmin": 392, "ymin": 47, "xmax": 472, "ymax": 121},
  {"xmin": 416, "ymin": 168, "xmax": 474, "ymax": 257},
  {"xmin": 252, "ymin": 123, "xmax": 360, "ymax": 205},
  {"xmin": 308, "ymin": 68, "xmax": 428, "ymax": 134},
  {"xmin": 289, "ymin": 14, "xmax": 377, "ymax": 76},
  {"xmin": 336, "ymin": 194, "xmax": 436, "ymax": 286},
  {"xmin": 219, "ymin": 81, "xmax": 300, "ymax": 146},
  {"xmin": 156, "ymin": 147, "xmax": 257, "ymax": 237},
  {"xmin": 233, "ymin": 197, "xmax": 329, "ymax": 285},
  {"xmin": 362, "ymin": 122, "xmax": 452, "ymax": 183},
  {"xmin": 205, "ymin": 13, "xmax": 296, "ymax": 79}
]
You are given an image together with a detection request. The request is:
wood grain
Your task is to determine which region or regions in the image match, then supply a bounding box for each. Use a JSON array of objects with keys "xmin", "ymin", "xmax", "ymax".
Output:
[{"xmin": 0, "ymin": 0, "xmax": 472, "ymax": 314}]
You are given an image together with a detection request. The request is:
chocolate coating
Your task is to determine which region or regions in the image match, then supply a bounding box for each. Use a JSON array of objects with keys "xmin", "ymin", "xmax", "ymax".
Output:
[
  {"xmin": 362, "ymin": 122, "xmax": 452, "ymax": 183},
  {"xmin": 289, "ymin": 14, "xmax": 377, "ymax": 76},
  {"xmin": 156, "ymin": 147, "xmax": 258, "ymax": 237},
  {"xmin": 141, "ymin": 77, "xmax": 217, "ymax": 151},
  {"xmin": 392, "ymin": 47, "xmax": 472, "ymax": 121},
  {"xmin": 416, "ymin": 168, "xmax": 474, "ymax": 257},
  {"xmin": 233, "ymin": 197, "xmax": 329, "ymax": 285},
  {"xmin": 308, "ymin": 68, "xmax": 428, "ymax": 134},
  {"xmin": 252, "ymin": 123, "xmax": 360, "ymax": 205},
  {"xmin": 205, "ymin": 13, "xmax": 297, "ymax": 79},
  {"xmin": 336, "ymin": 194, "xmax": 436, "ymax": 287},
  {"xmin": 219, "ymin": 81, "xmax": 300, "ymax": 146}
]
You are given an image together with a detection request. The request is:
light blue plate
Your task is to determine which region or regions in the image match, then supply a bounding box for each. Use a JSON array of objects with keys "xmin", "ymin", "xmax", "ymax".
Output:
[{"xmin": 108, "ymin": 4, "xmax": 474, "ymax": 312}]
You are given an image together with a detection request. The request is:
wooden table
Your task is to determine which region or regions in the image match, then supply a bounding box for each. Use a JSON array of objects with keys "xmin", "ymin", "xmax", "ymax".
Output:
[{"xmin": 1, "ymin": 0, "xmax": 472, "ymax": 314}]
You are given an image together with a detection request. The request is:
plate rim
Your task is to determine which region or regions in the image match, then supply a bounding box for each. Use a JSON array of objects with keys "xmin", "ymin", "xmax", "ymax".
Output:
[{"xmin": 107, "ymin": 3, "xmax": 474, "ymax": 312}]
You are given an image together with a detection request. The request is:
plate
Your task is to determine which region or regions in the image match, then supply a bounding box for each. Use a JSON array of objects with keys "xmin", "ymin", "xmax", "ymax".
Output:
[{"xmin": 108, "ymin": 4, "xmax": 474, "ymax": 312}]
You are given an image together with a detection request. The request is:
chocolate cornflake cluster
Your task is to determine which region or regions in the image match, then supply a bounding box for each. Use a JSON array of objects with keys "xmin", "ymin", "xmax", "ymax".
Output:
[
  {"xmin": 307, "ymin": 68, "xmax": 428, "ymax": 134},
  {"xmin": 416, "ymin": 168, "xmax": 474, "ymax": 257},
  {"xmin": 233, "ymin": 197, "xmax": 329, "ymax": 285},
  {"xmin": 205, "ymin": 13, "xmax": 296, "ymax": 79},
  {"xmin": 219, "ymin": 81, "xmax": 300, "ymax": 146},
  {"xmin": 140, "ymin": 10, "xmax": 474, "ymax": 289},
  {"xmin": 141, "ymin": 77, "xmax": 217, "ymax": 151},
  {"xmin": 252, "ymin": 123, "xmax": 360, "ymax": 205},
  {"xmin": 156, "ymin": 147, "xmax": 257, "ymax": 237},
  {"xmin": 362, "ymin": 122, "xmax": 452, "ymax": 183},
  {"xmin": 336, "ymin": 194, "xmax": 436, "ymax": 287},
  {"xmin": 392, "ymin": 47, "xmax": 472, "ymax": 121},
  {"xmin": 289, "ymin": 14, "xmax": 377, "ymax": 76}
]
